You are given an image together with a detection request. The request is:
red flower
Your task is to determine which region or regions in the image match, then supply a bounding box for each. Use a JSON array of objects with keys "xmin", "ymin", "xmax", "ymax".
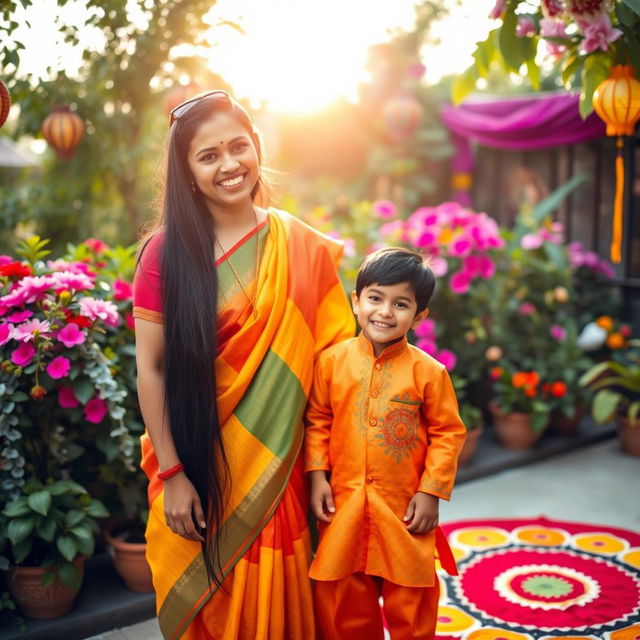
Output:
[
  {"xmin": 551, "ymin": 381, "xmax": 567, "ymax": 398},
  {"xmin": 0, "ymin": 261, "xmax": 33, "ymax": 278},
  {"xmin": 489, "ymin": 366, "xmax": 503, "ymax": 380},
  {"xmin": 524, "ymin": 386, "xmax": 537, "ymax": 398},
  {"xmin": 63, "ymin": 310, "xmax": 92, "ymax": 329}
]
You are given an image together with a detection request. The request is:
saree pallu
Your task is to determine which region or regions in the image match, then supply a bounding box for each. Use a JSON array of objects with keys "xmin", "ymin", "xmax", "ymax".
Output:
[{"xmin": 135, "ymin": 209, "xmax": 355, "ymax": 639}]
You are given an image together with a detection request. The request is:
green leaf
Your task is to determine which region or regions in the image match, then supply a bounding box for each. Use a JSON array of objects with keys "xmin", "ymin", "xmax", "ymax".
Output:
[
  {"xmin": 69, "ymin": 524, "xmax": 93, "ymax": 543},
  {"xmin": 498, "ymin": 7, "xmax": 522, "ymax": 72},
  {"xmin": 65, "ymin": 510, "xmax": 86, "ymax": 528},
  {"xmin": 7, "ymin": 517, "xmax": 35, "ymax": 546},
  {"xmin": 47, "ymin": 480, "xmax": 87, "ymax": 496},
  {"xmin": 37, "ymin": 516, "xmax": 57, "ymax": 543},
  {"xmin": 58, "ymin": 562, "xmax": 82, "ymax": 590},
  {"xmin": 622, "ymin": 0, "xmax": 640, "ymax": 15},
  {"xmin": 12, "ymin": 539, "xmax": 33, "ymax": 564},
  {"xmin": 579, "ymin": 361, "xmax": 612, "ymax": 386},
  {"xmin": 581, "ymin": 53, "xmax": 612, "ymax": 119},
  {"xmin": 73, "ymin": 378, "xmax": 95, "ymax": 405},
  {"xmin": 544, "ymin": 242, "xmax": 568, "ymax": 270},
  {"xmin": 3, "ymin": 498, "xmax": 30, "ymax": 518},
  {"xmin": 531, "ymin": 412, "xmax": 549, "ymax": 433},
  {"xmin": 86, "ymin": 500, "xmax": 109, "ymax": 518},
  {"xmin": 452, "ymin": 67, "xmax": 478, "ymax": 105},
  {"xmin": 532, "ymin": 173, "xmax": 589, "ymax": 222},
  {"xmin": 40, "ymin": 571, "xmax": 56, "ymax": 587},
  {"xmin": 628, "ymin": 401, "xmax": 640, "ymax": 425},
  {"xmin": 56, "ymin": 535, "xmax": 77, "ymax": 562},
  {"xmin": 592, "ymin": 389, "xmax": 620, "ymax": 423},
  {"xmin": 561, "ymin": 53, "xmax": 585, "ymax": 88},
  {"xmin": 74, "ymin": 534, "xmax": 95, "ymax": 557},
  {"xmin": 0, "ymin": 556, "xmax": 9, "ymax": 571},
  {"xmin": 526, "ymin": 57, "xmax": 540, "ymax": 90},
  {"xmin": 27, "ymin": 490, "xmax": 51, "ymax": 517}
]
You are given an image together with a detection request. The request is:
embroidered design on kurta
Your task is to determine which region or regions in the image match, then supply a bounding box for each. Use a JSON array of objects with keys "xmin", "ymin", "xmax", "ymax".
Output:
[
  {"xmin": 391, "ymin": 392, "xmax": 421, "ymax": 406},
  {"xmin": 376, "ymin": 405, "xmax": 419, "ymax": 462}
]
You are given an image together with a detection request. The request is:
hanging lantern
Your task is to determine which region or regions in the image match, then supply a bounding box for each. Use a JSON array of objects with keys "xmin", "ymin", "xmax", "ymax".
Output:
[
  {"xmin": 41, "ymin": 105, "xmax": 85, "ymax": 160},
  {"xmin": 164, "ymin": 82, "xmax": 200, "ymax": 120},
  {"xmin": 381, "ymin": 94, "xmax": 424, "ymax": 142},
  {"xmin": 0, "ymin": 79, "xmax": 10, "ymax": 129},
  {"xmin": 592, "ymin": 64, "xmax": 640, "ymax": 264}
]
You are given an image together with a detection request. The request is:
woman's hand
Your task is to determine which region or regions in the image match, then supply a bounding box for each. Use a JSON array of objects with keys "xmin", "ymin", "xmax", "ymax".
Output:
[
  {"xmin": 403, "ymin": 491, "xmax": 439, "ymax": 534},
  {"xmin": 163, "ymin": 472, "xmax": 206, "ymax": 541},
  {"xmin": 309, "ymin": 470, "xmax": 335, "ymax": 523}
]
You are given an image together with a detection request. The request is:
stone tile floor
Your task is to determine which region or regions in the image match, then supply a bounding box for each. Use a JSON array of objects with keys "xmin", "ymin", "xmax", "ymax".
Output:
[{"xmin": 86, "ymin": 439, "xmax": 639, "ymax": 639}]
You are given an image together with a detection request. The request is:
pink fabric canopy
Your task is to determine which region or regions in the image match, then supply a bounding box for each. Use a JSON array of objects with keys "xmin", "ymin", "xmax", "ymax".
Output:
[{"xmin": 440, "ymin": 92, "xmax": 605, "ymax": 150}]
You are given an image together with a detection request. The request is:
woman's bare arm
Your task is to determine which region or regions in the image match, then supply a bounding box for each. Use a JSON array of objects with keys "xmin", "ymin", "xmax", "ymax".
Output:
[{"xmin": 135, "ymin": 318, "xmax": 205, "ymax": 541}]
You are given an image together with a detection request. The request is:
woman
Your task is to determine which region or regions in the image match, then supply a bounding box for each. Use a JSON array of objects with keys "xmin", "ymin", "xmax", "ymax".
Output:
[{"xmin": 133, "ymin": 90, "xmax": 354, "ymax": 639}]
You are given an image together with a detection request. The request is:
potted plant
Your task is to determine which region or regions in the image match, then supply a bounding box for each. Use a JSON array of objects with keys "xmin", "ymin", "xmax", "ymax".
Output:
[
  {"xmin": 0, "ymin": 479, "xmax": 108, "ymax": 619},
  {"xmin": 489, "ymin": 365, "xmax": 551, "ymax": 450},
  {"xmin": 62, "ymin": 239, "xmax": 153, "ymax": 592},
  {"xmin": 579, "ymin": 339, "xmax": 640, "ymax": 456}
]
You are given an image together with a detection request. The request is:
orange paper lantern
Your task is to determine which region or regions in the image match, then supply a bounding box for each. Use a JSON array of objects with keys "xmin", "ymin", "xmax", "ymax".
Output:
[
  {"xmin": 0, "ymin": 79, "xmax": 10, "ymax": 129},
  {"xmin": 41, "ymin": 105, "xmax": 85, "ymax": 160},
  {"xmin": 592, "ymin": 65, "xmax": 640, "ymax": 263}
]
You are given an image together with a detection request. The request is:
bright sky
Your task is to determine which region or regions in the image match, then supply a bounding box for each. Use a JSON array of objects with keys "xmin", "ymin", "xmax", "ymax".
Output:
[{"xmin": 12, "ymin": 0, "xmax": 495, "ymax": 115}]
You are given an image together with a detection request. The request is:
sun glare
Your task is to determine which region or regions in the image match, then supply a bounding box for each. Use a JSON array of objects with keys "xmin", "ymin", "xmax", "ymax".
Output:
[{"xmin": 202, "ymin": 0, "xmax": 417, "ymax": 114}]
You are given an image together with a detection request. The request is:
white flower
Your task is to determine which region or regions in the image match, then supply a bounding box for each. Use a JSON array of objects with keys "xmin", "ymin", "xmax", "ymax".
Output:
[{"xmin": 577, "ymin": 322, "xmax": 607, "ymax": 351}]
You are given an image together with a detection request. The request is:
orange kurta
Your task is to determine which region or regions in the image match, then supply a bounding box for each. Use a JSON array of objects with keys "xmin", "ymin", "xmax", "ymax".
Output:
[{"xmin": 304, "ymin": 332, "xmax": 466, "ymax": 587}]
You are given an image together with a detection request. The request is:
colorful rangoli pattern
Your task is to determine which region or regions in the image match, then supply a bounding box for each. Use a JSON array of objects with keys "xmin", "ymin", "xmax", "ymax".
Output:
[{"xmin": 436, "ymin": 518, "xmax": 640, "ymax": 640}]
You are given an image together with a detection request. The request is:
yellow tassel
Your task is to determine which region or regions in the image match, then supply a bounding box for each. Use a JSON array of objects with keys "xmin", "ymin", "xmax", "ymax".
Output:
[{"xmin": 611, "ymin": 137, "xmax": 624, "ymax": 264}]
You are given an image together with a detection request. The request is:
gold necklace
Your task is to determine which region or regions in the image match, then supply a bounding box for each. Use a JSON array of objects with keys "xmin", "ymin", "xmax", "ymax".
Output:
[{"xmin": 215, "ymin": 208, "xmax": 261, "ymax": 313}]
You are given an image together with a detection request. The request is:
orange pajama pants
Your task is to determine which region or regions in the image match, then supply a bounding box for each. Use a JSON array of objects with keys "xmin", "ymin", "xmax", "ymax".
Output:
[{"xmin": 313, "ymin": 572, "xmax": 440, "ymax": 640}]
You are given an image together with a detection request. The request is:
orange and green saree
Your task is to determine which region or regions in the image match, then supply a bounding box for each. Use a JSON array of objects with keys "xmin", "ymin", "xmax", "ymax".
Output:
[{"xmin": 132, "ymin": 208, "xmax": 355, "ymax": 639}]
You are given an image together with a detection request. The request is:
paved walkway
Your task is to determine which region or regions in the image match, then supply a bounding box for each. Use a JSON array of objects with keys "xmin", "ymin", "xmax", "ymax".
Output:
[{"xmin": 87, "ymin": 439, "xmax": 639, "ymax": 640}]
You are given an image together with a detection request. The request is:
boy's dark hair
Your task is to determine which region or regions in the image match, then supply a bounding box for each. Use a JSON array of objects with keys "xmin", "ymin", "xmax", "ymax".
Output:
[{"xmin": 355, "ymin": 247, "xmax": 435, "ymax": 313}]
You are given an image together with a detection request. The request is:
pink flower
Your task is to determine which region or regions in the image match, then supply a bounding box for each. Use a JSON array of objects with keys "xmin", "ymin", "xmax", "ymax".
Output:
[
  {"xmin": 6, "ymin": 310, "xmax": 33, "ymax": 323},
  {"xmin": 540, "ymin": 17, "xmax": 568, "ymax": 56},
  {"xmin": 113, "ymin": 279, "xmax": 133, "ymax": 301},
  {"xmin": 429, "ymin": 256, "xmax": 448, "ymax": 278},
  {"xmin": 52, "ymin": 271, "xmax": 94, "ymax": 292},
  {"xmin": 380, "ymin": 221, "xmax": 406, "ymax": 241},
  {"xmin": 450, "ymin": 270, "xmax": 471, "ymax": 294},
  {"xmin": 58, "ymin": 385, "xmax": 80, "ymax": 408},
  {"xmin": 78, "ymin": 297, "xmax": 120, "ymax": 327},
  {"xmin": 0, "ymin": 322, "xmax": 13, "ymax": 345},
  {"xmin": 517, "ymin": 16, "xmax": 536, "ymax": 37},
  {"xmin": 518, "ymin": 302, "xmax": 536, "ymax": 315},
  {"xmin": 46, "ymin": 356, "xmax": 71, "ymax": 379},
  {"xmin": 577, "ymin": 13, "xmax": 622, "ymax": 53},
  {"xmin": 84, "ymin": 396, "xmax": 108, "ymax": 424},
  {"xmin": 13, "ymin": 319, "xmax": 52, "ymax": 342},
  {"xmin": 449, "ymin": 238, "xmax": 472, "ymax": 258},
  {"xmin": 85, "ymin": 238, "xmax": 109, "ymax": 254},
  {"xmin": 435, "ymin": 349, "xmax": 457, "ymax": 371},
  {"xmin": 477, "ymin": 255, "xmax": 496, "ymax": 279},
  {"xmin": 11, "ymin": 341, "xmax": 36, "ymax": 366},
  {"xmin": 489, "ymin": 0, "xmax": 507, "ymax": 19},
  {"xmin": 372, "ymin": 200, "xmax": 397, "ymax": 220},
  {"xmin": 522, "ymin": 233, "xmax": 544, "ymax": 250},
  {"xmin": 1, "ymin": 275, "xmax": 56, "ymax": 306},
  {"xmin": 541, "ymin": 0, "xmax": 564, "ymax": 17},
  {"xmin": 417, "ymin": 339, "xmax": 437, "ymax": 356},
  {"xmin": 416, "ymin": 230, "xmax": 436, "ymax": 249},
  {"xmin": 57, "ymin": 322, "xmax": 86, "ymax": 347},
  {"xmin": 550, "ymin": 324, "xmax": 567, "ymax": 341},
  {"xmin": 414, "ymin": 318, "xmax": 436, "ymax": 339},
  {"xmin": 0, "ymin": 255, "xmax": 13, "ymax": 266}
]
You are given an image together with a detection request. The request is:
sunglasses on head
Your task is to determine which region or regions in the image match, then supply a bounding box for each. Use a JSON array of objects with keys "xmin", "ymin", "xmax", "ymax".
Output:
[{"xmin": 169, "ymin": 89, "xmax": 231, "ymax": 125}]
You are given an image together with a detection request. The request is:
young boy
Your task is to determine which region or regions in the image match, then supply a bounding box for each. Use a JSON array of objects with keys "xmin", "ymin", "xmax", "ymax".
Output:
[{"xmin": 304, "ymin": 247, "xmax": 466, "ymax": 640}]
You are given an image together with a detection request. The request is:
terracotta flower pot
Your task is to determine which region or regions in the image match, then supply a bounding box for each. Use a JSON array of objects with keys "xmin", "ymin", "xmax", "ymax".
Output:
[
  {"xmin": 551, "ymin": 404, "xmax": 585, "ymax": 436},
  {"xmin": 458, "ymin": 425, "xmax": 483, "ymax": 466},
  {"xmin": 5, "ymin": 556, "xmax": 84, "ymax": 619},
  {"xmin": 490, "ymin": 405, "xmax": 546, "ymax": 450},
  {"xmin": 104, "ymin": 521, "xmax": 154, "ymax": 593},
  {"xmin": 618, "ymin": 416, "xmax": 640, "ymax": 457}
]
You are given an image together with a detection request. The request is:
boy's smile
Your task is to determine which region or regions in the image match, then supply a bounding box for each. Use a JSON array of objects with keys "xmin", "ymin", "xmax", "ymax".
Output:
[{"xmin": 352, "ymin": 282, "xmax": 427, "ymax": 357}]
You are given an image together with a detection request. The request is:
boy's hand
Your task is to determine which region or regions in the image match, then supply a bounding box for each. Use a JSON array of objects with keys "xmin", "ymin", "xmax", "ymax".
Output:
[
  {"xmin": 309, "ymin": 470, "xmax": 335, "ymax": 523},
  {"xmin": 403, "ymin": 492, "xmax": 439, "ymax": 534}
]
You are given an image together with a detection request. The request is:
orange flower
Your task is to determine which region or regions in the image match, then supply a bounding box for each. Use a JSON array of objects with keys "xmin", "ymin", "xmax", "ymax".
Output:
[
  {"xmin": 512, "ymin": 372, "xmax": 529, "ymax": 388},
  {"xmin": 528, "ymin": 372, "xmax": 540, "ymax": 387},
  {"xmin": 550, "ymin": 381, "xmax": 567, "ymax": 398},
  {"xmin": 524, "ymin": 386, "xmax": 537, "ymax": 398},
  {"xmin": 606, "ymin": 332, "xmax": 625, "ymax": 349},
  {"xmin": 596, "ymin": 316, "xmax": 614, "ymax": 331}
]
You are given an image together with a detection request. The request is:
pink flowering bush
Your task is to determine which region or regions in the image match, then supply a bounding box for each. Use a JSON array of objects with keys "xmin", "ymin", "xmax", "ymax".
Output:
[
  {"xmin": 456, "ymin": 0, "xmax": 637, "ymax": 118},
  {"xmin": 0, "ymin": 236, "xmax": 139, "ymax": 519}
]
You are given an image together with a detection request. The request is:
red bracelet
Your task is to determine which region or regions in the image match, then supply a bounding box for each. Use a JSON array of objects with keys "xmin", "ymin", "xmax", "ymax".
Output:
[{"xmin": 157, "ymin": 463, "xmax": 184, "ymax": 481}]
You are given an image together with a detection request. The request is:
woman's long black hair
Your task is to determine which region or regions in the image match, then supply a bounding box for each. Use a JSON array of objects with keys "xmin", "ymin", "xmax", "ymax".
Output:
[{"xmin": 140, "ymin": 93, "xmax": 266, "ymax": 585}]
